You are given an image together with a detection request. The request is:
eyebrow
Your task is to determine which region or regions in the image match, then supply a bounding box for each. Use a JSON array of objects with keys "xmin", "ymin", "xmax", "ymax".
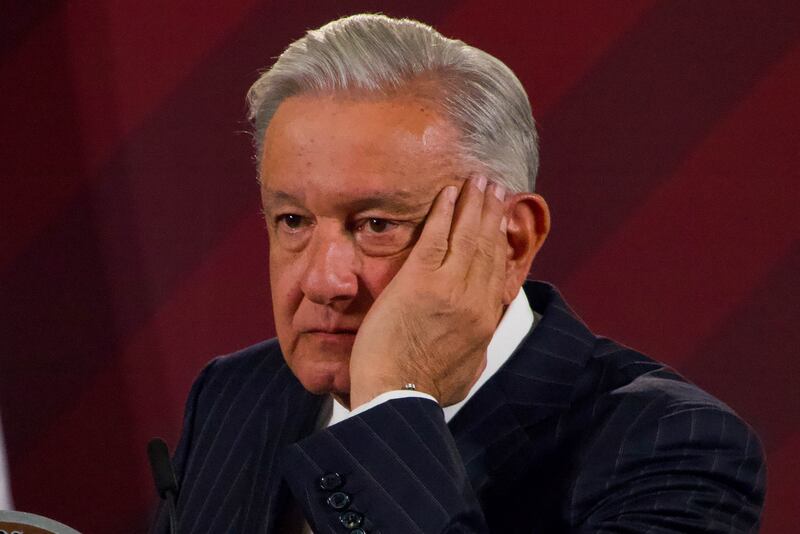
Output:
[{"xmin": 262, "ymin": 188, "xmax": 429, "ymax": 215}]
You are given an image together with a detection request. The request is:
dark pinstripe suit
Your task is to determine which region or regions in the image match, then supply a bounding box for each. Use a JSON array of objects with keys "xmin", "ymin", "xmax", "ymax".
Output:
[{"xmin": 152, "ymin": 281, "xmax": 765, "ymax": 533}]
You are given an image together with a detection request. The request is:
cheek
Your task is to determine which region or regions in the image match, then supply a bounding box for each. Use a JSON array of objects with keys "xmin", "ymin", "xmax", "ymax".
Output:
[
  {"xmin": 269, "ymin": 249, "xmax": 305, "ymax": 326},
  {"xmin": 359, "ymin": 253, "xmax": 408, "ymax": 296}
]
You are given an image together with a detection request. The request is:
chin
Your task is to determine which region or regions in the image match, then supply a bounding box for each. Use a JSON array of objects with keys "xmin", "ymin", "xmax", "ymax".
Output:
[
  {"xmin": 299, "ymin": 369, "xmax": 351, "ymax": 397},
  {"xmin": 286, "ymin": 343, "xmax": 352, "ymax": 396}
]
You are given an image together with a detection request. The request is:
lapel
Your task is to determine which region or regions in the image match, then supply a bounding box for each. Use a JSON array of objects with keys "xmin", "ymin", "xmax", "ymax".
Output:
[
  {"xmin": 240, "ymin": 364, "xmax": 324, "ymax": 532},
  {"xmin": 448, "ymin": 281, "xmax": 596, "ymax": 495}
]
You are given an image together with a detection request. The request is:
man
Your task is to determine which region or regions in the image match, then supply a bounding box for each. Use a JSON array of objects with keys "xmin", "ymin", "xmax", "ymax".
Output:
[{"xmin": 153, "ymin": 14, "xmax": 765, "ymax": 533}]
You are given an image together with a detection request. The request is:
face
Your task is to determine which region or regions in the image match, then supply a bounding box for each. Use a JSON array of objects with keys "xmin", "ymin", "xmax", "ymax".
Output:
[{"xmin": 259, "ymin": 93, "xmax": 466, "ymax": 399}]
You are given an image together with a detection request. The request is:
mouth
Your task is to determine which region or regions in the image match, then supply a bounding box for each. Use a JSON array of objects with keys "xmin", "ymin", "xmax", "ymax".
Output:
[
  {"xmin": 303, "ymin": 327, "xmax": 358, "ymax": 334},
  {"xmin": 302, "ymin": 328, "xmax": 358, "ymax": 340}
]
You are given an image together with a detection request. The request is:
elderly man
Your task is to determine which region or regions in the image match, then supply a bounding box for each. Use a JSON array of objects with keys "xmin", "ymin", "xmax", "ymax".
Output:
[{"xmin": 152, "ymin": 14, "xmax": 765, "ymax": 533}]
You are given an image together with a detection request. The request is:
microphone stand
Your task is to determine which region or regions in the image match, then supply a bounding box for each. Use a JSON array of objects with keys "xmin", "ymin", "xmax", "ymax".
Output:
[{"xmin": 166, "ymin": 490, "xmax": 177, "ymax": 534}]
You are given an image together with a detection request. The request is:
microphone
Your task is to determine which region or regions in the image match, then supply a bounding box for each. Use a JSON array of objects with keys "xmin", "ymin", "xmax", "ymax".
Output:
[{"xmin": 147, "ymin": 437, "xmax": 179, "ymax": 534}]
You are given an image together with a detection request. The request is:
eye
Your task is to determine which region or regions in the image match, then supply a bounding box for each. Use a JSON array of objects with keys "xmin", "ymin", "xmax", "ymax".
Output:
[
  {"xmin": 276, "ymin": 213, "xmax": 306, "ymax": 230},
  {"xmin": 353, "ymin": 217, "xmax": 417, "ymax": 257},
  {"xmin": 362, "ymin": 218, "xmax": 394, "ymax": 234},
  {"xmin": 271, "ymin": 212, "xmax": 312, "ymax": 252}
]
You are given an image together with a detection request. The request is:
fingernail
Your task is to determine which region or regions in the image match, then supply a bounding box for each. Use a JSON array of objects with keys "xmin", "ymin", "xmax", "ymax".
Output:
[
  {"xmin": 445, "ymin": 185, "xmax": 458, "ymax": 203},
  {"xmin": 472, "ymin": 175, "xmax": 487, "ymax": 192},
  {"xmin": 500, "ymin": 216, "xmax": 508, "ymax": 233},
  {"xmin": 492, "ymin": 182, "xmax": 506, "ymax": 202}
]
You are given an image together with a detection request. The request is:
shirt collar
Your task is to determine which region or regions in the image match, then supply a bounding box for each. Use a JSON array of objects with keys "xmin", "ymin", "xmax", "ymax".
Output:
[{"xmin": 442, "ymin": 287, "xmax": 534, "ymax": 422}]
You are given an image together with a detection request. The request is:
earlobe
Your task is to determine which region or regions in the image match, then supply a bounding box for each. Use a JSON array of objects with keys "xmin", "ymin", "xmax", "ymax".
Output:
[{"xmin": 501, "ymin": 193, "xmax": 550, "ymax": 304}]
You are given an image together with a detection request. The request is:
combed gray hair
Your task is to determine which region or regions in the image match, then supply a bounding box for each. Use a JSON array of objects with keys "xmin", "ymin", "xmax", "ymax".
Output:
[{"xmin": 247, "ymin": 14, "xmax": 539, "ymax": 192}]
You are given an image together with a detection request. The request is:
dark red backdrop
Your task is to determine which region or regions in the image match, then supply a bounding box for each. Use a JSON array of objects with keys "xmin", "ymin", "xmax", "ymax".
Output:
[{"xmin": 1, "ymin": 1, "xmax": 798, "ymax": 532}]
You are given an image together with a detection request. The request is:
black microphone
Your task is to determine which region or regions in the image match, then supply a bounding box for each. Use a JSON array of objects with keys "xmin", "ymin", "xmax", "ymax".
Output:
[{"xmin": 147, "ymin": 437, "xmax": 179, "ymax": 534}]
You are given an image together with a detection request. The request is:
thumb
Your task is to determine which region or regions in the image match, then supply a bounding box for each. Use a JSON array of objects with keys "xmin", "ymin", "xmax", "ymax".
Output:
[{"xmin": 408, "ymin": 185, "xmax": 458, "ymax": 270}]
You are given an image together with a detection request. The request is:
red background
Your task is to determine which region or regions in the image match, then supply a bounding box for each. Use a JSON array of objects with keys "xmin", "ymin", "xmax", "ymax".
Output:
[{"xmin": 1, "ymin": 1, "xmax": 798, "ymax": 532}]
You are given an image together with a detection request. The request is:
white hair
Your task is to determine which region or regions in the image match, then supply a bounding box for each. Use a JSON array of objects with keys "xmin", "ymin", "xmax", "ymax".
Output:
[{"xmin": 246, "ymin": 14, "xmax": 539, "ymax": 192}]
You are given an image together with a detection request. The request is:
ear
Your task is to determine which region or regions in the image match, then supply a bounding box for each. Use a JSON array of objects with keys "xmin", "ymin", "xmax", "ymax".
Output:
[{"xmin": 501, "ymin": 193, "xmax": 550, "ymax": 304}]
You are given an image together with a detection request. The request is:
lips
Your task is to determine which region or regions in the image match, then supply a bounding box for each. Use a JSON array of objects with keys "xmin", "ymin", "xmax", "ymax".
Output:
[
  {"xmin": 298, "ymin": 319, "xmax": 360, "ymax": 334},
  {"xmin": 299, "ymin": 323, "xmax": 359, "ymax": 334},
  {"xmin": 303, "ymin": 328, "xmax": 358, "ymax": 335},
  {"xmin": 296, "ymin": 317, "xmax": 361, "ymax": 338},
  {"xmin": 301, "ymin": 329, "xmax": 358, "ymax": 346}
]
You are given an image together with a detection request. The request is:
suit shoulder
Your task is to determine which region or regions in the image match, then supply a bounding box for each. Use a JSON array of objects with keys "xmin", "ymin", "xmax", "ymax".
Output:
[
  {"xmin": 568, "ymin": 338, "xmax": 763, "ymax": 470},
  {"xmin": 189, "ymin": 338, "xmax": 286, "ymax": 405},
  {"xmin": 586, "ymin": 337, "xmax": 734, "ymax": 414},
  {"xmin": 568, "ymin": 338, "xmax": 766, "ymax": 529},
  {"xmin": 208, "ymin": 338, "xmax": 284, "ymax": 376}
]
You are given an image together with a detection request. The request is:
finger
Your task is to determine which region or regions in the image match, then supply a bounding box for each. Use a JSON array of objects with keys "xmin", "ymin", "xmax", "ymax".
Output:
[
  {"xmin": 407, "ymin": 184, "xmax": 458, "ymax": 269},
  {"xmin": 467, "ymin": 180, "xmax": 507, "ymax": 291},
  {"xmin": 442, "ymin": 175, "xmax": 488, "ymax": 275},
  {"xmin": 486, "ymin": 212, "xmax": 508, "ymax": 310}
]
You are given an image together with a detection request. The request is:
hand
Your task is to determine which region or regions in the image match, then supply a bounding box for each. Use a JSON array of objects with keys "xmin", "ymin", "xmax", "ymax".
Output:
[{"xmin": 348, "ymin": 176, "xmax": 508, "ymax": 408}]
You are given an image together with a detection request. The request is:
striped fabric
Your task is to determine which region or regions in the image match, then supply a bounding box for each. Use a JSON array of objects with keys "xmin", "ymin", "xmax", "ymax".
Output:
[{"xmin": 152, "ymin": 281, "xmax": 765, "ymax": 533}]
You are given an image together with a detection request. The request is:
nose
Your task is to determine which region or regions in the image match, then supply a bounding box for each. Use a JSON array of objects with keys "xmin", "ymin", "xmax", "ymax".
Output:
[{"xmin": 300, "ymin": 226, "xmax": 359, "ymax": 306}]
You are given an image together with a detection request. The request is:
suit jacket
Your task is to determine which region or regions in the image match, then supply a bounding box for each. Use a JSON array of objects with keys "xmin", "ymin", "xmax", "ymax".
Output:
[{"xmin": 152, "ymin": 281, "xmax": 765, "ymax": 533}]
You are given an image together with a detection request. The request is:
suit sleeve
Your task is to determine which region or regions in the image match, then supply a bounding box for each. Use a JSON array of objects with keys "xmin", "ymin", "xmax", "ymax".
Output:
[
  {"xmin": 570, "ymin": 392, "xmax": 766, "ymax": 533},
  {"xmin": 282, "ymin": 397, "xmax": 488, "ymax": 534}
]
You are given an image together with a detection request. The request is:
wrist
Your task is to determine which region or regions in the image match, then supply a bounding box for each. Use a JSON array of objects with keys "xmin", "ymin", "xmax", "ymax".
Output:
[{"xmin": 349, "ymin": 377, "xmax": 440, "ymax": 410}]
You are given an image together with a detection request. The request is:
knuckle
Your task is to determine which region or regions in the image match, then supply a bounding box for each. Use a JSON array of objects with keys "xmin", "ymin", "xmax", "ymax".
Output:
[
  {"xmin": 415, "ymin": 237, "xmax": 448, "ymax": 266},
  {"xmin": 428, "ymin": 236, "xmax": 449, "ymax": 256},
  {"xmin": 443, "ymin": 288, "xmax": 461, "ymax": 310},
  {"xmin": 454, "ymin": 233, "xmax": 477, "ymax": 252},
  {"xmin": 440, "ymin": 285, "xmax": 467, "ymax": 312},
  {"xmin": 476, "ymin": 236, "xmax": 495, "ymax": 260}
]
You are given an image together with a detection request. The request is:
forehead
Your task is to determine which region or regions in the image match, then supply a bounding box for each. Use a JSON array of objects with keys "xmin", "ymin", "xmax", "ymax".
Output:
[{"xmin": 259, "ymin": 93, "xmax": 466, "ymax": 207}]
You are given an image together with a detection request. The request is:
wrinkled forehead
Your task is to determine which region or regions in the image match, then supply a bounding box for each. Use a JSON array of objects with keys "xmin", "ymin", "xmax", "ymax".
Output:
[
  {"xmin": 259, "ymin": 93, "xmax": 470, "ymax": 211},
  {"xmin": 260, "ymin": 92, "xmax": 458, "ymax": 159}
]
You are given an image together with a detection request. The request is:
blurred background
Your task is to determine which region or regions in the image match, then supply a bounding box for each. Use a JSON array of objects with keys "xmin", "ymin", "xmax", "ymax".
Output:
[{"xmin": 1, "ymin": 1, "xmax": 798, "ymax": 531}]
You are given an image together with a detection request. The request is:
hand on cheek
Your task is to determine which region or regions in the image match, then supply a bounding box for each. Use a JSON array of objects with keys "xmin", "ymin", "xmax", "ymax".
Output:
[{"xmin": 348, "ymin": 176, "xmax": 508, "ymax": 409}]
